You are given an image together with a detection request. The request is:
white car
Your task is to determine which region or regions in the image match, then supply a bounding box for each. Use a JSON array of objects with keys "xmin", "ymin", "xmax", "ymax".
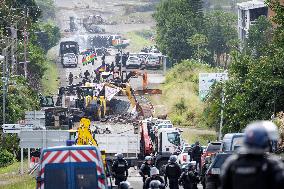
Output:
[
  {"xmin": 62, "ymin": 53, "xmax": 77, "ymax": 68},
  {"xmin": 145, "ymin": 55, "xmax": 161, "ymax": 69},
  {"xmin": 126, "ymin": 56, "xmax": 141, "ymax": 69},
  {"xmin": 178, "ymin": 145, "xmax": 192, "ymax": 164}
]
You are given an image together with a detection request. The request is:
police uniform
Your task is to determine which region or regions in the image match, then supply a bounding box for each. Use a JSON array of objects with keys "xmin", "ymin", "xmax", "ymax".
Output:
[
  {"xmin": 112, "ymin": 159, "xmax": 128, "ymax": 185},
  {"xmin": 165, "ymin": 162, "xmax": 181, "ymax": 189},
  {"xmin": 221, "ymin": 154, "xmax": 284, "ymax": 189}
]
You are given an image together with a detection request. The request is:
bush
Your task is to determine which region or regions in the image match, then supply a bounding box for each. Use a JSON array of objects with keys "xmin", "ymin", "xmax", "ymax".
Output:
[{"xmin": 0, "ymin": 149, "xmax": 15, "ymax": 167}]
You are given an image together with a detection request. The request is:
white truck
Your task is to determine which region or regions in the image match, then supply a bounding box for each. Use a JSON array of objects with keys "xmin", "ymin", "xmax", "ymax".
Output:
[
  {"xmin": 62, "ymin": 53, "xmax": 78, "ymax": 68},
  {"xmin": 93, "ymin": 122, "xmax": 182, "ymax": 171}
]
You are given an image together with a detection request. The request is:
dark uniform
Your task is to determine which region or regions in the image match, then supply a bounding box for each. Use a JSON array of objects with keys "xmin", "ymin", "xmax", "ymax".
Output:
[
  {"xmin": 139, "ymin": 162, "xmax": 152, "ymax": 183},
  {"xmin": 221, "ymin": 121, "xmax": 284, "ymax": 189},
  {"xmin": 221, "ymin": 154, "xmax": 284, "ymax": 189},
  {"xmin": 145, "ymin": 175, "xmax": 165, "ymax": 189},
  {"xmin": 191, "ymin": 142, "xmax": 203, "ymax": 171},
  {"xmin": 165, "ymin": 162, "xmax": 181, "ymax": 189},
  {"xmin": 179, "ymin": 169, "xmax": 199, "ymax": 189},
  {"xmin": 112, "ymin": 158, "xmax": 128, "ymax": 186}
]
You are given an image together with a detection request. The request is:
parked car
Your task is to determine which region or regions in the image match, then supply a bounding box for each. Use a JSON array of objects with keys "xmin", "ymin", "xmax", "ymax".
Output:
[
  {"xmin": 126, "ymin": 56, "xmax": 141, "ymax": 69},
  {"xmin": 145, "ymin": 55, "xmax": 161, "ymax": 69},
  {"xmin": 205, "ymin": 152, "xmax": 232, "ymax": 189},
  {"xmin": 201, "ymin": 142, "xmax": 222, "ymax": 166},
  {"xmin": 222, "ymin": 133, "xmax": 244, "ymax": 152},
  {"xmin": 178, "ymin": 145, "xmax": 192, "ymax": 164}
]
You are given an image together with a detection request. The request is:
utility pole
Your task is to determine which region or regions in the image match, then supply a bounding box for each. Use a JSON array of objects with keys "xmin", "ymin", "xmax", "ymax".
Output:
[
  {"xmin": 2, "ymin": 47, "xmax": 7, "ymax": 125},
  {"xmin": 23, "ymin": 6, "xmax": 29, "ymax": 78},
  {"xmin": 218, "ymin": 88, "xmax": 225, "ymax": 141}
]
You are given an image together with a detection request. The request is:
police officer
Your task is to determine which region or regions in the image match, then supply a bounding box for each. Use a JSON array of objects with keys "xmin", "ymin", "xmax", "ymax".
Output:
[
  {"xmin": 191, "ymin": 141, "xmax": 203, "ymax": 171},
  {"xmin": 221, "ymin": 121, "xmax": 284, "ymax": 189},
  {"xmin": 164, "ymin": 155, "xmax": 181, "ymax": 189},
  {"xmin": 145, "ymin": 167, "xmax": 165, "ymax": 189},
  {"xmin": 200, "ymin": 156, "xmax": 211, "ymax": 189},
  {"xmin": 111, "ymin": 153, "xmax": 128, "ymax": 187},
  {"xmin": 179, "ymin": 163, "xmax": 199, "ymax": 189},
  {"xmin": 139, "ymin": 156, "xmax": 153, "ymax": 186}
]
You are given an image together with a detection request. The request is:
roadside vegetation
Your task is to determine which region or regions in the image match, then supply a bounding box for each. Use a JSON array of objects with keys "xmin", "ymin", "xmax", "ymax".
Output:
[
  {"xmin": 125, "ymin": 30, "xmax": 155, "ymax": 52},
  {"xmin": 161, "ymin": 60, "xmax": 219, "ymax": 127},
  {"xmin": 153, "ymin": 0, "xmax": 284, "ymax": 136},
  {"xmin": 0, "ymin": 0, "xmax": 60, "ymax": 179},
  {"xmin": 0, "ymin": 161, "xmax": 35, "ymax": 189}
]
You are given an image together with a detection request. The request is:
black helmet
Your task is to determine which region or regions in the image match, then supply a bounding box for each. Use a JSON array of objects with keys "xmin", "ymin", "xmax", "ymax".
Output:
[
  {"xmin": 120, "ymin": 181, "xmax": 132, "ymax": 189},
  {"xmin": 149, "ymin": 180, "xmax": 162, "ymax": 189},
  {"xmin": 168, "ymin": 155, "xmax": 177, "ymax": 163}
]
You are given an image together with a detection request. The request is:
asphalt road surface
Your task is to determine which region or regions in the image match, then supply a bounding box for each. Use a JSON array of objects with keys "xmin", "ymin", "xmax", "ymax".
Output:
[{"xmin": 52, "ymin": 1, "xmax": 180, "ymax": 188}]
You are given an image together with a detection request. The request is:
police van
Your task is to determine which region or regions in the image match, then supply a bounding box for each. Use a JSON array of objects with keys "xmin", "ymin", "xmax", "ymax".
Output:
[{"xmin": 36, "ymin": 145, "xmax": 108, "ymax": 189}]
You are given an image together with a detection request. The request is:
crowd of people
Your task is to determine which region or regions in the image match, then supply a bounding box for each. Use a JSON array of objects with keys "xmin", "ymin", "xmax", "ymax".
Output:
[{"xmin": 110, "ymin": 121, "xmax": 284, "ymax": 189}]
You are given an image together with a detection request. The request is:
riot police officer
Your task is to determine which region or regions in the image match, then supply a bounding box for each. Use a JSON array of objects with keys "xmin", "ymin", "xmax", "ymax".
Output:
[
  {"xmin": 221, "ymin": 121, "xmax": 284, "ymax": 189},
  {"xmin": 139, "ymin": 156, "xmax": 153, "ymax": 187},
  {"xmin": 179, "ymin": 163, "xmax": 199, "ymax": 189},
  {"xmin": 145, "ymin": 167, "xmax": 165, "ymax": 189},
  {"xmin": 112, "ymin": 153, "xmax": 129, "ymax": 186},
  {"xmin": 164, "ymin": 155, "xmax": 181, "ymax": 189}
]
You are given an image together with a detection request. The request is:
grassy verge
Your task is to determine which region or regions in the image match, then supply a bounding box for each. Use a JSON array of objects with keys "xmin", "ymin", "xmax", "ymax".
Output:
[
  {"xmin": 181, "ymin": 128, "xmax": 217, "ymax": 145},
  {"xmin": 41, "ymin": 43, "xmax": 60, "ymax": 95},
  {"xmin": 154, "ymin": 60, "xmax": 220, "ymax": 127},
  {"xmin": 0, "ymin": 161, "xmax": 35, "ymax": 189},
  {"xmin": 125, "ymin": 30, "xmax": 155, "ymax": 52},
  {"xmin": 41, "ymin": 60, "xmax": 59, "ymax": 95}
]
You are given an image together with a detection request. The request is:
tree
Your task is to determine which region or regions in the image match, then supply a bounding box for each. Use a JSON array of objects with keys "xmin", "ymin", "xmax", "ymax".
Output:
[
  {"xmin": 204, "ymin": 10, "xmax": 238, "ymax": 67},
  {"xmin": 153, "ymin": 0, "xmax": 204, "ymax": 62},
  {"xmin": 246, "ymin": 16, "xmax": 273, "ymax": 57},
  {"xmin": 187, "ymin": 33, "xmax": 209, "ymax": 62}
]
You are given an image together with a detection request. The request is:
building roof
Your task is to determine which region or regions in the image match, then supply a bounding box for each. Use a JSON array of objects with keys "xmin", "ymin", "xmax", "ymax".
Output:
[{"xmin": 237, "ymin": 0, "xmax": 266, "ymax": 10}]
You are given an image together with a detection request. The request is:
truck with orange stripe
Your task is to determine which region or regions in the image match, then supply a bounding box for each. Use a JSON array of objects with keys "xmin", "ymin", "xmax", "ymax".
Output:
[{"xmin": 36, "ymin": 145, "xmax": 108, "ymax": 189}]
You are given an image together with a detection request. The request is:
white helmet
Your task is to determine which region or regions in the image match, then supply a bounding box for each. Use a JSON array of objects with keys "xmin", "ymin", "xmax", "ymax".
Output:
[{"xmin": 150, "ymin": 167, "xmax": 159, "ymax": 177}]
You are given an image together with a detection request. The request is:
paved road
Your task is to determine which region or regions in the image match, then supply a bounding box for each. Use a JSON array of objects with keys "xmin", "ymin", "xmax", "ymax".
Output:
[{"xmin": 53, "ymin": 1, "xmax": 168, "ymax": 188}]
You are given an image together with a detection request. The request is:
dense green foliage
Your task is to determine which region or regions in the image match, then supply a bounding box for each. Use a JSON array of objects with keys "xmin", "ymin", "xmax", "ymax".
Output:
[
  {"xmin": 0, "ymin": 149, "xmax": 15, "ymax": 167},
  {"xmin": 204, "ymin": 10, "xmax": 238, "ymax": 67},
  {"xmin": 154, "ymin": 0, "xmax": 204, "ymax": 62},
  {"xmin": 204, "ymin": 2, "xmax": 284, "ymax": 133},
  {"xmin": 0, "ymin": 0, "xmax": 60, "ymax": 158},
  {"xmin": 154, "ymin": 0, "xmax": 237, "ymax": 65}
]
